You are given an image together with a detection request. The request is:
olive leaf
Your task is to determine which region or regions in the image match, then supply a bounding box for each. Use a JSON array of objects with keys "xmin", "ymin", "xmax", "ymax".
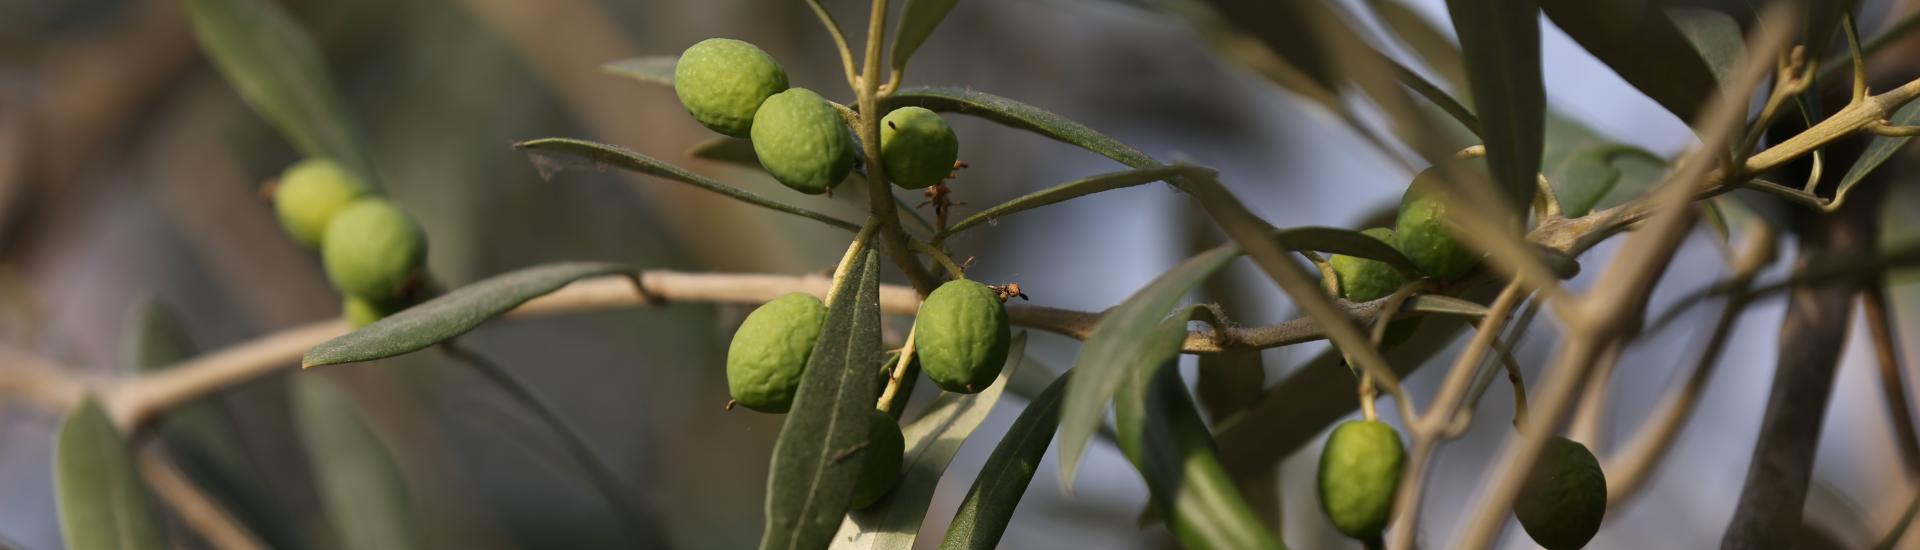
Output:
[
  {"xmin": 762, "ymin": 251, "xmax": 884, "ymax": 550},
  {"xmin": 891, "ymin": 0, "xmax": 962, "ymax": 74},
  {"xmin": 1113, "ymin": 318, "xmax": 1283, "ymax": 550},
  {"xmin": 1368, "ymin": 0, "xmax": 1468, "ymax": 90},
  {"xmin": 687, "ymin": 136, "xmax": 760, "ymax": 168},
  {"xmin": 515, "ymin": 138, "xmax": 864, "ymax": 232},
  {"xmin": 304, "ymin": 262, "xmax": 636, "ymax": 367},
  {"xmin": 1447, "ymin": 0, "xmax": 1545, "ymax": 211},
  {"xmin": 54, "ymin": 397, "xmax": 168, "ymax": 550},
  {"xmin": 1836, "ymin": 99, "xmax": 1920, "ymax": 209},
  {"xmin": 182, "ymin": 0, "xmax": 380, "ymax": 188},
  {"xmin": 937, "ymin": 165, "xmax": 1198, "ymax": 238},
  {"xmin": 292, "ymin": 377, "xmax": 420, "ymax": 550},
  {"xmin": 602, "ymin": 56, "xmax": 676, "ymax": 87},
  {"xmin": 1541, "ymin": 2, "xmax": 1721, "ymax": 124},
  {"xmin": 1667, "ymin": 8, "xmax": 1745, "ymax": 86},
  {"xmin": 1057, "ymin": 243, "xmax": 1241, "ymax": 490},
  {"xmin": 831, "ymin": 333, "xmax": 1027, "ymax": 550},
  {"xmin": 130, "ymin": 301, "xmax": 306, "ymax": 549},
  {"xmin": 882, "ymin": 87, "xmax": 1157, "ymax": 169},
  {"xmin": 1275, "ymin": 226, "xmax": 1420, "ymax": 276},
  {"xmin": 942, "ymin": 370, "xmax": 1069, "ymax": 550}
]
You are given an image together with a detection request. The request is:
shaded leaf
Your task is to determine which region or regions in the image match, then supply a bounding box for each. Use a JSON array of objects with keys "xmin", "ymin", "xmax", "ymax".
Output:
[
  {"xmin": 1196, "ymin": 350, "xmax": 1264, "ymax": 425},
  {"xmin": 55, "ymin": 398, "xmax": 167, "ymax": 550},
  {"xmin": 891, "ymin": 0, "xmax": 961, "ymax": 73},
  {"xmin": 1369, "ymin": 0, "xmax": 1468, "ymax": 89},
  {"xmin": 602, "ymin": 56, "xmax": 676, "ymax": 87},
  {"xmin": 292, "ymin": 377, "xmax": 419, "ymax": 550},
  {"xmin": 516, "ymin": 138, "xmax": 863, "ymax": 232},
  {"xmin": 129, "ymin": 301, "xmax": 307, "ymax": 549},
  {"xmin": 882, "ymin": 87, "xmax": 1157, "ymax": 169},
  {"xmin": 305, "ymin": 262, "xmax": 635, "ymax": 367},
  {"xmin": 183, "ymin": 0, "xmax": 379, "ymax": 186},
  {"xmin": 1836, "ymin": 99, "xmax": 1920, "ymax": 209},
  {"xmin": 1540, "ymin": 2, "xmax": 1721, "ymax": 123},
  {"xmin": 942, "ymin": 370, "xmax": 1069, "ymax": 550},
  {"xmin": 832, "ymin": 333, "xmax": 1028, "ymax": 549},
  {"xmin": 1058, "ymin": 244, "xmax": 1241, "ymax": 488},
  {"xmin": 1667, "ymin": 8, "xmax": 1745, "ymax": 85},
  {"xmin": 763, "ymin": 251, "xmax": 884, "ymax": 550},
  {"xmin": 1275, "ymin": 226, "xmax": 1420, "ymax": 276},
  {"xmin": 1448, "ymin": 0, "xmax": 1545, "ymax": 210},
  {"xmin": 1113, "ymin": 323, "xmax": 1283, "ymax": 550}
]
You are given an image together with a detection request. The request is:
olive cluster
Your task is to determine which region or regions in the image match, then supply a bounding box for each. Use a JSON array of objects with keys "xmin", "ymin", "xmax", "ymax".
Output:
[
  {"xmin": 271, "ymin": 159, "xmax": 427, "ymax": 327},
  {"xmin": 675, "ymin": 38, "xmax": 989, "ymax": 510}
]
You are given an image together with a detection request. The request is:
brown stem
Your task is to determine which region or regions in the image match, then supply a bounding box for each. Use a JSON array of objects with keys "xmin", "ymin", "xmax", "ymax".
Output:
[{"xmin": 1864, "ymin": 281, "xmax": 1920, "ymax": 475}]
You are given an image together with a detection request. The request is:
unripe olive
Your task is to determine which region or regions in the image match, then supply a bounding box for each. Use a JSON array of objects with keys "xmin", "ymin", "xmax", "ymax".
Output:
[
  {"xmin": 751, "ymin": 88, "xmax": 855, "ymax": 194},
  {"xmin": 1514, "ymin": 437, "xmax": 1608, "ymax": 550},
  {"xmin": 274, "ymin": 159, "xmax": 368, "ymax": 248},
  {"xmin": 914, "ymin": 280, "xmax": 1011, "ymax": 393},
  {"xmin": 726, "ymin": 293, "xmax": 827, "ymax": 413},
  {"xmin": 879, "ymin": 107, "xmax": 958, "ymax": 189},
  {"xmin": 673, "ymin": 38, "xmax": 789, "ymax": 138},
  {"xmin": 1396, "ymin": 168, "xmax": 1479, "ymax": 281},
  {"xmin": 851, "ymin": 409, "xmax": 904, "ymax": 509},
  {"xmin": 1330, "ymin": 228, "xmax": 1405, "ymax": 303},
  {"xmin": 342, "ymin": 296, "xmax": 398, "ymax": 328},
  {"xmin": 322, "ymin": 199, "xmax": 426, "ymax": 303},
  {"xmin": 1316, "ymin": 420, "xmax": 1406, "ymax": 540}
]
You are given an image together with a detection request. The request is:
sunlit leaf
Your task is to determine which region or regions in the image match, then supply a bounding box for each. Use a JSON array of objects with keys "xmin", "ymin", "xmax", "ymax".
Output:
[
  {"xmin": 304, "ymin": 262, "xmax": 636, "ymax": 367},
  {"xmin": 516, "ymin": 138, "xmax": 864, "ymax": 232},
  {"xmin": 54, "ymin": 398, "xmax": 167, "ymax": 550},
  {"xmin": 763, "ymin": 251, "xmax": 884, "ymax": 550},
  {"xmin": 942, "ymin": 370, "xmax": 1069, "ymax": 550},
  {"xmin": 1058, "ymin": 244, "xmax": 1241, "ymax": 489},
  {"xmin": 891, "ymin": 0, "xmax": 961, "ymax": 73},
  {"xmin": 1448, "ymin": 0, "xmax": 1545, "ymax": 210},
  {"xmin": 602, "ymin": 56, "xmax": 676, "ymax": 87},
  {"xmin": 831, "ymin": 334, "xmax": 1027, "ymax": 549},
  {"xmin": 292, "ymin": 377, "xmax": 419, "ymax": 550},
  {"xmin": 183, "ymin": 0, "xmax": 379, "ymax": 187}
]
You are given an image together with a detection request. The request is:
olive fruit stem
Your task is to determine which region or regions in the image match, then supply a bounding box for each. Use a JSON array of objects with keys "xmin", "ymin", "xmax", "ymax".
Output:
[
  {"xmin": 910, "ymin": 239, "xmax": 966, "ymax": 280},
  {"xmin": 1357, "ymin": 280, "xmax": 1431, "ymax": 423},
  {"xmin": 877, "ymin": 325, "xmax": 917, "ymax": 413},
  {"xmin": 827, "ymin": 219, "xmax": 881, "ymax": 306},
  {"xmin": 801, "ymin": 0, "xmax": 859, "ymax": 90}
]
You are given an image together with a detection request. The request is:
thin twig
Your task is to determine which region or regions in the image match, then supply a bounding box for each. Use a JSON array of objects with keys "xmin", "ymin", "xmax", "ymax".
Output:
[
  {"xmin": 802, "ymin": 0, "xmax": 859, "ymax": 89},
  {"xmin": 136, "ymin": 445, "xmax": 267, "ymax": 550},
  {"xmin": 1864, "ymin": 280, "xmax": 1920, "ymax": 475}
]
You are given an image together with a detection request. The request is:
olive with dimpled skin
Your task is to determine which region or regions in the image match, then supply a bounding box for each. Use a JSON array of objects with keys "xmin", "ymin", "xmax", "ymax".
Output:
[
  {"xmin": 914, "ymin": 280, "xmax": 1011, "ymax": 393},
  {"xmin": 673, "ymin": 38, "xmax": 789, "ymax": 138},
  {"xmin": 1396, "ymin": 168, "xmax": 1480, "ymax": 281},
  {"xmin": 1316, "ymin": 420, "xmax": 1406, "ymax": 541},
  {"xmin": 751, "ymin": 88, "xmax": 855, "ymax": 195},
  {"xmin": 725, "ymin": 293, "xmax": 828, "ymax": 413}
]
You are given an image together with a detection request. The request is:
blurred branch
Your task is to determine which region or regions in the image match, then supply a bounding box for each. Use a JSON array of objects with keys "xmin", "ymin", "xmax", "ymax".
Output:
[
  {"xmin": 1863, "ymin": 280, "xmax": 1920, "ymax": 476},
  {"xmin": 135, "ymin": 445, "xmax": 266, "ymax": 550}
]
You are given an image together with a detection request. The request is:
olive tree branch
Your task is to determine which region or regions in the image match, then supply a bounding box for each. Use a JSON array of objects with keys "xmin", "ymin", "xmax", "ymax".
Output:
[
  {"xmin": 1863, "ymin": 280, "xmax": 1920, "ymax": 475},
  {"xmin": 854, "ymin": 0, "xmax": 939, "ymax": 295},
  {"xmin": 136, "ymin": 444, "xmax": 267, "ymax": 550}
]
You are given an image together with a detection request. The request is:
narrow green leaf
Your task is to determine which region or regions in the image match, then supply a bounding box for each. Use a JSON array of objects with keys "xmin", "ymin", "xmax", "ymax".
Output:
[
  {"xmin": 938, "ymin": 165, "xmax": 1194, "ymax": 238},
  {"xmin": 891, "ymin": 0, "xmax": 961, "ymax": 73},
  {"xmin": 55, "ymin": 398, "xmax": 167, "ymax": 550},
  {"xmin": 516, "ymin": 138, "xmax": 864, "ymax": 232},
  {"xmin": 1404, "ymin": 294, "xmax": 1492, "ymax": 319},
  {"xmin": 304, "ymin": 262, "xmax": 635, "ymax": 367},
  {"xmin": 882, "ymin": 87, "xmax": 1157, "ymax": 169},
  {"xmin": 1369, "ymin": 0, "xmax": 1469, "ymax": 88},
  {"xmin": 1390, "ymin": 58, "xmax": 1483, "ymax": 138},
  {"xmin": 602, "ymin": 56, "xmax": 676, "ymax": 87},
  {"xmin": 1114, "ymin": 324, "xmax": 1284, "ymax": 550},
  {"xmin": 1837, "ymin": 99, "xmax": 1920, "ymax": 209},
  {"xmin": 832, "ymin": 334, "xmax": 1028, "ymax": 549},
  {"xmin": 1666, "ymin": 8, "xmax": 1745, "ymax": 85},
  {"xmin": 942, "ymin": 370, "xmax": 1070, "ymax": 550},
  {"xmin": 1552, "ymin": 146, "xmax": 1626, "ymax": 218},
  {"xmin": 1448, "ymin": 0, "xmax": 1545, "ymax": 211},
  {"xmin": 687, "ymin": 136, "xmax": 760, "ymax": 168},
  {"xmin": 182, "ymin": 0, "xmax": 378, "ymax": 186},
  {"xmin": 1058, "ymin": 244, "xmax": 1241, "ymax": 489},
  {"xmin": 292, "ymin": 377, "xmax": 419, "ymax": 550},
  {"xmin": 1274, "ymin": 226, "xmax": 1420, "ymax": 277},
  {"xmin": 763, "ymin": 251, "xmax": 885, "ymax": 550},
  {"xmin": 130, "ymin": 301, "xmax": 307, "ymax": 550},
  {"xmin": 1540, "ymin": 2, "xmax": 1720, "ymax": 123}
]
